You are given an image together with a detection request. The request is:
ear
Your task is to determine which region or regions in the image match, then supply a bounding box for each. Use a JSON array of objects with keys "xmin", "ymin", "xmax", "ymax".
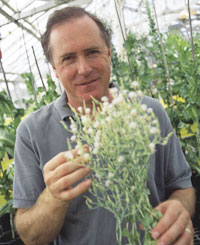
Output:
[{"xmin": 53, "ymin": 66, "xmax": 59, "ymax": 78}]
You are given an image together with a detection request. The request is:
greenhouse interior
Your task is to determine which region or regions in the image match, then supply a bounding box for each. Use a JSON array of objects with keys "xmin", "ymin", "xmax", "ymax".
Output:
[{"xmin": 0, "ymin": 0, "xmax": 200, "ymax": 244}]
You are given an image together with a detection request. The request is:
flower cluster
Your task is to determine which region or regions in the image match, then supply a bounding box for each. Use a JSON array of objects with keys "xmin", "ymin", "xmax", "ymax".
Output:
[{"xmin": 66, "ymin": 82, "xmax": 171, "ymax": 245}]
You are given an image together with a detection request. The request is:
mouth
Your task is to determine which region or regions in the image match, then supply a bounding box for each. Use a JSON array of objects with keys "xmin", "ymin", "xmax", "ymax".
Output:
[{"xmin": 76, "ymin": 78, "xmax": 99, "ymax": 86}]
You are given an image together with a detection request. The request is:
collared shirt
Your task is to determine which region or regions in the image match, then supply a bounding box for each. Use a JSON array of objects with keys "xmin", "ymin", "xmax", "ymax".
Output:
[{"xmin": 13, "ymin": 86, "xmax": 192, "ymax": 245}]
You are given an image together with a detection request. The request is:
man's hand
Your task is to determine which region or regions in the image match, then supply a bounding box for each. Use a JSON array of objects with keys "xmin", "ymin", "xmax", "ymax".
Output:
[
  {"xmin": 151, "ymin": 199, "xmax": 193, "ymax": 245},
  {"xmin": 43, "ymin": 145, "xmax": 92, "ymax": 207}
]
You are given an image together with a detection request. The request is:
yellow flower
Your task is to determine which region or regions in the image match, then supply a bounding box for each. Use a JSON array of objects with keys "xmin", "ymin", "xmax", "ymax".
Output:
[
  {"xmin": 1, "ymin": 158, "xmax": 14, "ymax": 171},
  {"xmin": 173, "ymin": 95, "xmax": 185, "ymax": 103},
  {"xmin": 180, "ymin": 123, "xmax": 197, "ymax": 138}
]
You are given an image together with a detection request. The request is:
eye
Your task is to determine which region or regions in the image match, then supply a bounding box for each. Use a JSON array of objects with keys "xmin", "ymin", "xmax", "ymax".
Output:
[
  {"xmin": 62, "ymin": 55, "xmax": 76, "ymax": 64},
  {"xmin": 87, "ymin": 49, "xmax": 100, "ymax": 56}
]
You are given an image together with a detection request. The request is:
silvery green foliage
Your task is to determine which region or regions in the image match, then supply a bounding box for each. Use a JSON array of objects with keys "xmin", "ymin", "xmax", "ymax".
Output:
[{"xmin": 67, "ymin": 84, "xmax": 171, "ymax": 245}]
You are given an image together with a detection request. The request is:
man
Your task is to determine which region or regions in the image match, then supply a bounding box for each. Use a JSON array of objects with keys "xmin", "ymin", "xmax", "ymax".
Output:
[{"xmin": 13, "ymin": 6, "xmax": 195, "ymax": 245}]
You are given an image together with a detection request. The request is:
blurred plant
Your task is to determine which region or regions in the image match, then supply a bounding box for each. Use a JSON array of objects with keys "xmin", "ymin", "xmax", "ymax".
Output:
[
  {"xmin": 65, "ymin": 85, "xmax": 171, "ymax": 244},
  {"xmin": 0, "ymin": 74, "xmax": 60, "ymax": 238},
  {"xmin": 0, "ymin": 91, "xmax": 25, "ymax": 238},
  {"xmin": 111, "ymin": 4, "xmax": 200, "ymax": 173},
  {"xmin": 21, "ymin": 73, "xmax": 59, "ymax": 111}
]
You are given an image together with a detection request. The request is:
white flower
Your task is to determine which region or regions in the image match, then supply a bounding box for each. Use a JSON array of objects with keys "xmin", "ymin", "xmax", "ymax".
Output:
[
  {"xmin": 149, "ymin": 143, "xmax": 155, "ymax": 153},
  {"xmin": 105, "ymin": 180, "xmax": 111, "ymax": 187},
  {"xmin": 71, "ymin": 127, "xmax": 77, "ymax": 133},
  {"xmin": 106, "ymin": 116, "xmax": 111, "ymax": 123},
  {"xmin": 174, "ymin": 53, "xmax": 178, "ymax": 58},
  {"xmin": 150, "ymin": 127, "xmax": 159, "ymax": 135},
  {"xmin": 65, "ymin": 151, "xmax": 74, "ymax": 160},
  {"xmin": 110, "ymin": 87, "xmax": 118, "ymax": 95},
  {"xmin": 71, "ymin": 135, "xmax": 76, "ymax": 142},
  {"xmin": 70, "ymin": 123, "xmax": 76, "ymax": 130},
  {"xmin": 131, "ymin": 186, "xmax": 135, "ymax": 192},
  {"xmin": 93, "ymin": 141, "xmax": 100, "ymax": 154},
  {"xmin": 93, "ymin": 148, "xmax": 98, "ymax": 154},
  {"xmin": 128, "ymin": 91, "xmax": 137, "ymax": 99},
  {"xmin": 147, "ymin": 108, "xmax": 153, "ymax": 114},
  {"xmin": 117, "ymin": 156, "xmax": 124, "ymax": 163},
  {"xmin": 130, "ymin": 109, "xmax": 137, "ymax": 116},
  {"xmin": 137, "ymin": 90, "xmax": 143, "ymax": 97},
  {"xmin": 85, "ymin": 108, "xmax": 91, "ymax": 114},
  {"xmin": 132, "ymin": 81, "xmax": 139, "ymax": 89},
  {"xmin": 152, "ymin": 87, "xmax": 158, "ymax": 95},
  {"xmin": 95, "ymin": 130, "xmax": 101, "ymax": 138},
  {"xmin": 96, "ymin": 172, "xmax": 101, "ymax": 179},
  {"xmin": 94, "ymin": 142, "xmax": 100, "ymax": 149},
  {"xmin": 141, "ymin": 104, "xmax": 147, "ymax": 112},
  {"xmin": 83, "ymin": 153, "xmax": 90, "ymax": 161},
  {"xmin": 108, "ymin": 172, "xmax": 114, "ymax": 179},
  {"xmin": 94, "ymin": 121, "xmax": 99, "ymax": 128},
  {"xmin": 130, "ymin": 122, "xmax": 137, "ymax": 129},
  {"xmin": 112, "ymin": 96, "xmax": 123, "ymax": 105},
  {"xmin": 152, "ymin": 119, "xmax": 157, "ymax": 125},
  {"xmin": 81, "ymin": 115, "xmax": 88, "ymax": 123},
  {"xmin": 87, "ymin": 128, "xmax": 93, "ymax": 134},
  {"xmin": 77, "ymin": 106, "xmax": 83, "ymax": 113},
  {"xmin": 101, "ymin": 96, "xmax": 109, "ymax": 102},
  {"xmin": 102, "ymin": 101, "xmax": 109, "ymax": 111}
]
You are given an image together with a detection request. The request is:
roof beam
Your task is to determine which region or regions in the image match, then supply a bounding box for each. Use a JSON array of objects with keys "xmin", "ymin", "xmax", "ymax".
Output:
[
  {"xmin": 0, "ymin": 8, "xmax": 40, "ymax": 40},
  {"xmin": 0, "ymin": 0, "xmax": 38, "ymax": 31},
  {"xmin": 0, "ymin": 0, "xmax": 92, "ymax": 27}
]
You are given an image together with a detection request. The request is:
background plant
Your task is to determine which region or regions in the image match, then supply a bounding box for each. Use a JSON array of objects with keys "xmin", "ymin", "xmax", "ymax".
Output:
[
  {"xmin": 0, "ymin": 75, "xmax": 59, "ymax": 237},
  {"xmin": 111, "ymin": 6, "xmax": 200, "ymax": 174}
]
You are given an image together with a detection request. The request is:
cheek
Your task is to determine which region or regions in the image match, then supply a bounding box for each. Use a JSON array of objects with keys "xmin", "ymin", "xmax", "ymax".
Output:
[{"xmin": 59, "ymin": 66, "xmax": 75, "ymax": 82}]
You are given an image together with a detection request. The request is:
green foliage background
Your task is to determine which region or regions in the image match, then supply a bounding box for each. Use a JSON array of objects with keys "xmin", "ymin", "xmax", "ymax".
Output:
[{"xmin": 111, "ymin": 21, "xmax": 200, "ymax": 175}]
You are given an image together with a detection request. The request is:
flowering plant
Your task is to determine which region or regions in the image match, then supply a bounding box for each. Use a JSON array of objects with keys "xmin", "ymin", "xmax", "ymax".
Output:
[{"xmin": 66, "ymin": 83, "xmax": 171, "ymax": 245}]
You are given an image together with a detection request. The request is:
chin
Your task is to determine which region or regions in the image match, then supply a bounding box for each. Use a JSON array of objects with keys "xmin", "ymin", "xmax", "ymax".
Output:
[{"xmin": 82, "ymin": 91, "xmax": 104, "ymax": 103}]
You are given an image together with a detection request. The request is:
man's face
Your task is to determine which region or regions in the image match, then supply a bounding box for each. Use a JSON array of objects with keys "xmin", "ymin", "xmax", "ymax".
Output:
[{"xmin": 50, "ymin": 15, "xmax": 112, "ymax": 109}]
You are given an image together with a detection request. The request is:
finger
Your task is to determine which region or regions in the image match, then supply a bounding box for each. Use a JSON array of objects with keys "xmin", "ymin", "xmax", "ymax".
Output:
[
  {"xmin": 173, "ymin": 223, "xmax": 193, "ymax": 245},
  {"xmin": 49, "ymin": 155, "xmax": 91, "ymax": 182},
  {"xmin": 59, "ymin": 179, "xmax": 92, "ymax": 201},
  {"xmin": 156, "ymin": 211, "xmax": 189, "ymax": 245},
  {"xmin": 152, "ymin": 201, "xmax": 181, "ymax": 239},
  {"xmin": 51, "ymin": 166, "xmax": 91, "ymax": 194},
  {"xmin": 44, "ymin": 145, "xmax": 89, "ymax": 172}
]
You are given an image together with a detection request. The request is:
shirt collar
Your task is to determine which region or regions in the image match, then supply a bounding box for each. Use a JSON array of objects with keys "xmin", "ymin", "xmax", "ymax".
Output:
[
  {"xmin": 54, "ymin": 82, "xmax": 117, "ymax": 120},
  {"xmin": 54, "ymin": 92, "xmax": 74, "ymax": 121}
]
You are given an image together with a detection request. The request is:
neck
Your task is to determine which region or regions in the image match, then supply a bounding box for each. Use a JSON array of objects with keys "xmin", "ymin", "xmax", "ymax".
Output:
[{"xmin": 68, "ymin": 92, "xmax": 113, "ymax": 115}]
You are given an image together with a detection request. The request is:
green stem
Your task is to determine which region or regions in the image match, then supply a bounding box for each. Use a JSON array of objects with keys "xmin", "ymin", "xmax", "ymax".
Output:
[
  {"xmin": 187, "ymin": 0, "xmax": 195, "ymax": 60},
  {"xmin": 151, "ymin": 0, "xmax": 174, "ymax": 107},
  {"xmin": 10, "ymin": 213, "xmax": 15, "ymax": 239}
]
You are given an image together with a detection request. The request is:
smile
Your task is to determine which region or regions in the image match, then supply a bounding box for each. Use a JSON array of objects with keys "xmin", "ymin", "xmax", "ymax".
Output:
[{"xmin": 77, "ymin": 79, "xmax": 99, "ymax": 86}]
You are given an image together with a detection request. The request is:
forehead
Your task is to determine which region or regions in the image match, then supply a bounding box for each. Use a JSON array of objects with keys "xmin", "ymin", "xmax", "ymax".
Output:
[{"xmin": 49, "ymin": 16, "xmax": 107, "ymax": 56}]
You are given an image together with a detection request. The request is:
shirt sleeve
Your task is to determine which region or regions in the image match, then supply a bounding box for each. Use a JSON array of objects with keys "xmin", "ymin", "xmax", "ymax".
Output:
[
  {"xmin": 13, "ymin": 119, "xmax": 45, "ymax": 208},
  {"xmin": 162, "ymin": 110, "xmax": 192, "ymax": 197}
]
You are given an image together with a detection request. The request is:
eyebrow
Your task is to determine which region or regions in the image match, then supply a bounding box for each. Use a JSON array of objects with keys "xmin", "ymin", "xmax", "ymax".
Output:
[{"xmin": 60, "ymin": 46, "xmax": 101, "ymax": 59}]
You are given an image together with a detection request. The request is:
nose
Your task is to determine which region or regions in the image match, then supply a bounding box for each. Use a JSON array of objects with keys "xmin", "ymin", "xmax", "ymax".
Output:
[{"xmin": 77, "ymin": 56, "xmax": 92, "ymax": 76}]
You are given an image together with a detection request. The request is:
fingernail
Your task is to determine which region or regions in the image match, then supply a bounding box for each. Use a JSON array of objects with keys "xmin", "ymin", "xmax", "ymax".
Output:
[
  {"xmin": 158, "ymin": 242, "xmax": 165, "ymax": 245},
  {"xmin": 152, "ymin": 231, "xmax": 160, "ymax": 239}
]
